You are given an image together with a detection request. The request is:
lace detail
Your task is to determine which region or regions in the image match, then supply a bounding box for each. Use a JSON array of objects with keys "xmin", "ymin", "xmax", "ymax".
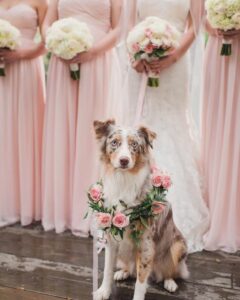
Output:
[{"xmin": 125, "ymin": 0, "xmax": 209, "ymax": 253}]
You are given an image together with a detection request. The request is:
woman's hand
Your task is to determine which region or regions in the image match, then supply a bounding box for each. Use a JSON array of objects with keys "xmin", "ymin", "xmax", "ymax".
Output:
[
  {"xmin": 66, "ymin": 48, "xmax": 97, "ymax": 65},
  {"xmin": 131, "ymin": 60, "xmax": 147, "ymax": 73},
  {"xmin": 0, "ymin": 40, "xmax": 45, "ymax": 64},
  {"xmin": 147, "ymin": 51, "xmax": 179, "ymax": 74},
  {"xmin": 131, "ymin": 59, "xmax": 152, "ymax": 73},
  {"xmin": 217, "ymin": 29, "xmax": 240, "ymax": 38},
  {"xmin": 0, "ymin": 47, "xmax": 31, "ymax": 64}
]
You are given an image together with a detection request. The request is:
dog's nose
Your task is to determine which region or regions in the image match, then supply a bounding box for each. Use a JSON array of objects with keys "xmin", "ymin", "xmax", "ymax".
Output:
[{"xmin": 120, "ymin": 157, "xmax": 129, "ymax": 168}]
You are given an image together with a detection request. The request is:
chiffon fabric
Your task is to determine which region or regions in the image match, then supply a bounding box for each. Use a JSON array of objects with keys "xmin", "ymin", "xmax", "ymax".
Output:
[
  {"xmin": 123, "ymin": 0, "xmax": 209, "ymax": 253},
  {"xmin": 42, "ymin": 0, "xmax": 121, "ymax": 234},
  {"xmin": 202, "ymin": 35, "xmax": 240, "ymax": 252},
  {"xmin": 0, "ymin": 4, "xmax": 45, "ymax": 226}
]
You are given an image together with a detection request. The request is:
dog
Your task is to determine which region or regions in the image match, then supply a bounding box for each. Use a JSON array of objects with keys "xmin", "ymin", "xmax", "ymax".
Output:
[{"xmin": 93, "ymin": 119, "xmax": 189, "ymax": 300}]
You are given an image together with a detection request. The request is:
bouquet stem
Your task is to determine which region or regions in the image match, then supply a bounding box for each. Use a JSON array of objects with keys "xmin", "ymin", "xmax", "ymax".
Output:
[
  {"xmin": 221, "ymin": 39, "xmax": 232, "ymax": 56},
  {"xmin": 0, "ymin": 63, "xmax": 5, "ymax": 77},
  {"xmin": 148, "ymin": 77, "xmax": 159, "ymax": 87},
  {"xmin": 70, "ymin": 63, "xmax": 80, "ymax": 80}
]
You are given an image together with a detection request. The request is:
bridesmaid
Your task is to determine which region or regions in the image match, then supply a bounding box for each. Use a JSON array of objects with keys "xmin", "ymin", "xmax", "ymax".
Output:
[
  {"xmin": 0, "ymin": 0, "xmax": 47, "ymax": 226},
  {"xmin": 202, "ymin": 22, "xmax": 240, "ymax": 252},
  {"xmin": 42, "ymin": 0, "xmax": 122, "ymax": 234}
]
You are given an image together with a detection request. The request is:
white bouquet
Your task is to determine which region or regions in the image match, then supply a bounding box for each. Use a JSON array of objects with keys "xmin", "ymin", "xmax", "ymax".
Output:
[
  {"xmin": 127, "ymin": 17, "xmax": 180, "ymax": 87},
  {"xmin": 46, "ymin": 17, "xmax": 94, "ymax": 80},
  {"xmin": 205, "ymin": 0, "xmax": 240, "ymax": 55},
  {"xmin": 0, "ymin": 19, "xmax": 21, "ymax": 76}
]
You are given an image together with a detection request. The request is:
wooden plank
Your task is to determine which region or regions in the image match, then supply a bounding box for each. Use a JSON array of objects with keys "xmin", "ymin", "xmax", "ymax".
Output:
[
  {"xmin": 0, "ymin": 264, "xmax": 93, "ymax": 300},
  {"xmin": 233, "ymin": 273, "xmax": 240, "ymax": 291},
  {"xmin": 1, "ymin": 224, "xmax": 240, "ymax": 300},
  {"xmin": 0, "ymin": 285, "xmax": 63, "ymax": 300},
  {"xmin": 0, "ymin": 229, "xmax": 95, "ymax": 268},
  {"xmin": 189, "ymin": 250, "xmax": 240, "ymax": 263},
  {"xmin": 1, "ymin": 264, "xmax": 240, "ymax": 300}
]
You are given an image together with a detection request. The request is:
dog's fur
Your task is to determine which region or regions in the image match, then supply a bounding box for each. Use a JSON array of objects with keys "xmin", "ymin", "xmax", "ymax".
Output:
[{"xmin": 93, "ymin": 120, "xmax": 189, "ymax": 300}]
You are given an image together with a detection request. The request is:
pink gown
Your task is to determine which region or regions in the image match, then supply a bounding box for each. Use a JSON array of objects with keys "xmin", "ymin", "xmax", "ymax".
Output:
[
  {"xmin": 202, "ymin": 35, "xmax": 240, "ymax": 252},
  {"xmin": 42, "ymin": 0, "xmax": 121, "ymax": 234},
  {"xmin": 0, "ymin": 4, "xmax": 45, "ymax": 227}
]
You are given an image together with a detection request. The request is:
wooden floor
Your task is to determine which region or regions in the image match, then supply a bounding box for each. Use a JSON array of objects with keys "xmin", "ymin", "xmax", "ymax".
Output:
[{"xmin": 0, "ymin": 223, "xmax": 239, "ymax": 300}]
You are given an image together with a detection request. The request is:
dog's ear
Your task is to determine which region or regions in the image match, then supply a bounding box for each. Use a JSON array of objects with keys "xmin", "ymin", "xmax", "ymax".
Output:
[
  {"xmin": 138, "ymin": 126, "xmax": 157, "ymax": 149},
  {"xmin": 93, "ymin": 119, "xmax": 116, "ymax": 140}
]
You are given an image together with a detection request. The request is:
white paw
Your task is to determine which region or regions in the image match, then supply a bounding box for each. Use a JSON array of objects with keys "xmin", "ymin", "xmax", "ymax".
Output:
[
  {"xmin": 93, "ymin": 286, "xmax": 111, "ymax": 300},
  {"xmin": 114, "ymin": 269, "xmax": 129, "ymax": 281},
  {"xmin": 164, "ymin": 279, "xmax": 178, "ymax": 293}
]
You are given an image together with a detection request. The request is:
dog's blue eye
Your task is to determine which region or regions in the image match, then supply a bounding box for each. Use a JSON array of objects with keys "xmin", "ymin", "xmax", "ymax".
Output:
[{"xmin": 111, "ymin": 140, "xmax": 118, "ymax": 147}]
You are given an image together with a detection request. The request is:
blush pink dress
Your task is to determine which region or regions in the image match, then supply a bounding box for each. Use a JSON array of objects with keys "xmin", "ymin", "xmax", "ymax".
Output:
[
  {"xmin": 0, "ymin": 4, "xmax": 45, "ymax": 227},
  {"xmin": 42, "ymin": 0, "xmax": 121, "ymax": 234},
  {"xmin": 202, "ymin": 34, "xmax": 240, "ymax": 252}
]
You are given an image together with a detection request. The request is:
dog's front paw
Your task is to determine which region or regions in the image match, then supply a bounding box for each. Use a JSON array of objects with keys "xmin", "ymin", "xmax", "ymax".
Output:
[
  {"xmin": 114, "ymin": 269, "xmax": 129, "ymax": 281},
  {"xmin": 93, "ymin": 286, "xmax": 111, "ymax": 300},
  {"xmin": 164, "ymin": 279, "xmax": 178, "ymax": 293}
]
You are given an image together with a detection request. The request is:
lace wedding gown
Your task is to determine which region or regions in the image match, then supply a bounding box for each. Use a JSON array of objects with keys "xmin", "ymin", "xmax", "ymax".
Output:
[{"xmin": 125, "ymin": 0, "xmax": 209, "ymax": 253}]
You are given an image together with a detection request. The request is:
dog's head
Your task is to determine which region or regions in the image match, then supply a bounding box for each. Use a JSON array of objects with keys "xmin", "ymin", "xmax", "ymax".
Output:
[{"xmin": 93, "ymin": 119, "xmax": 156, "ymax": 172}]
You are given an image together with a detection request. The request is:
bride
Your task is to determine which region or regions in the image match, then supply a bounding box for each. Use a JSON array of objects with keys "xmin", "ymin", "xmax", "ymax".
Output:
[{"xmin": 123, "ymin": 0, "xmax": 209, "ymax": 253}]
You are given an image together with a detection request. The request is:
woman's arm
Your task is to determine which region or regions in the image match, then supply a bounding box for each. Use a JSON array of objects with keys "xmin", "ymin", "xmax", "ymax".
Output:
[
  {"xmin": 42, "ymin": 0, "xmax": 59, "ymax": 41},
  {"xmin": 148, "ymin": 12, "xmax": 196, "ymax": 73},
  {"xmin": 0, "ymin": 0, "xmax": 48, "ymax": 63},
  {"xmin": 205, "ymin": 19, "xmax": 218, "ymax": 37},
  {"xmin": 68, "ymin": 0, "xmax": 123, "ymax": 64}
]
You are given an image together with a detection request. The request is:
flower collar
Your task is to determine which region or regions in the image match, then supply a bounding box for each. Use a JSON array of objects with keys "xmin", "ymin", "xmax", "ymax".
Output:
[{"xmin": 86, "ymin": 167, "xmax": 172, "ymax": 245}]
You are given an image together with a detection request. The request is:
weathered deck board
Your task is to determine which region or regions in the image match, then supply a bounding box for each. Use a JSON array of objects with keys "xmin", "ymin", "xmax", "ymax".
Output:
[
  {"xmin": 0, "ymin": 286, "xmax": 63, "ymax": 300},
  {"xmin": 0, "ymin": 223, "xmax": 239, "ymax": 300}
]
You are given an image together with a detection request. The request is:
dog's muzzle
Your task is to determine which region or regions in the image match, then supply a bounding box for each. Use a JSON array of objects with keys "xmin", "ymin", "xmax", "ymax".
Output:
[{"xmin": 119, "ymin": 157, "xmax": 130, "ymax": 169}]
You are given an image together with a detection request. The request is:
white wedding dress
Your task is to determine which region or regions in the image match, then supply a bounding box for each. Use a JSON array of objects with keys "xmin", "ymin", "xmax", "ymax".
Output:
[{"xmin": 125, "ymin": 0, "xmax": 209, "ymax": 253}]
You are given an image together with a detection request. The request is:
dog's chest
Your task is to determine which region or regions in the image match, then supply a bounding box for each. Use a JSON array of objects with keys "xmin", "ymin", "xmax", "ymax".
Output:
[{"xmin": 103, "ymin": 168, "xmax": 149, "ymax": 209}]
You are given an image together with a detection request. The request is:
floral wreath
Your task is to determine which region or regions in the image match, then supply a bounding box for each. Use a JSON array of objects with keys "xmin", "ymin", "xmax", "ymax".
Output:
[{"xmin": 85, "ymin": 167, "xmax": 172, "ymax": 245}]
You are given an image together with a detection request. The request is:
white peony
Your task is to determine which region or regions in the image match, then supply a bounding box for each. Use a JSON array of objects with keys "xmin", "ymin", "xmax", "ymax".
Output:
[
  {"xmin": 205, "ymin": 0, "xmax": 240, "ymax": 31},
  {"xmin": 205, "ymin": 0, "xmax": 240, "ymax": 55},
  {"xmin": 46, "ymin": 17, "xmax": 94, "ymax": 80},
  {"xmin": 0, "ymin": 19, "xmax": 21, "ymax": 50},
  {"xmin": 0, "ymin": 19, "xmax": 21, "ymax": 76}
]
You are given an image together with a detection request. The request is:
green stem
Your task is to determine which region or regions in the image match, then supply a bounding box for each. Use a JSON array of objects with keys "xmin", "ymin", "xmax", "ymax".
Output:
[
  {"xmin": 221, "ymin": 44, "xmax": 232, "ymax": 56},
  {"xmin": 70, "ymin": 69, "xmax": 80, "ymax": 80},
  {"xmin": 0, "ymin": 68, "xmax": 5, "ymax": 77},
  {"xmin": 148, "ymin": 77, "xmax": 159, "ymax": 87}
]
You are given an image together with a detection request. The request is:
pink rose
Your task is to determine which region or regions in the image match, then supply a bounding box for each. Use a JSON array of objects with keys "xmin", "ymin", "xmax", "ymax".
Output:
[
  {"xmin": 96, "ymin": 213, "xmax": 112, "ymax": 229},
  {"xmin": 112, "ymin": 213, "xmax": 129, "ymax": 229},
  {"xmin": 152, "ymin": 201, "xmax": 165, "ymax": 215},
  {"xmin": 161, "ymin": 174, "xmax": 172, "ymax": 189},
  {"xmin": 151, "ymin": 169, "xmax": 172, "ymax": 189},
  {"xmin": 132, "ymin": 43, "xmax": 140, "ymax": 53},
  {"xmin": 145, "ymin": 28, "xmax": 153, "ymax": 38},
  {"xmin": 89, "ymin": 184, "xmax": 103, "ymax": 202},
  {"xmin": 151, "ymin": 172, "xmax": 162, "ymax": 187},
  {"xmin": 145, "ymin": 43, "xmax": 154, "ymax": 54}
]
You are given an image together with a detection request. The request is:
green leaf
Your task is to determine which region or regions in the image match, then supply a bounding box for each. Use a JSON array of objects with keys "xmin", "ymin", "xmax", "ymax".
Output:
[
  {"xmin": 83, "ymin": 211, "xmax": 89, "ymax": 220},
  {"xmin": 154, "ymin": 48, "xmax": 167, "ymax": 58},
  {"xmin": 119, "ymin": 200, "xmax": 128, "ymax": 209},
  {"xmin": 119, "ymin": 230, "xmax": 124, "ymax": 239},
  {"xmin": 134, "ymin": 51, "xmax": 144, "ymax": 61},
  {"xmin": 140, "ymin": 217, "xmax": 148, "ymax": 229}
]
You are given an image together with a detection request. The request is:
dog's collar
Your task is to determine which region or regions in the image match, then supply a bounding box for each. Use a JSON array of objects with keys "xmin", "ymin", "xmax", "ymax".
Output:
[{"xmin": 85, "ymin": 168, "xmax": 172, "ymax": 245}]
